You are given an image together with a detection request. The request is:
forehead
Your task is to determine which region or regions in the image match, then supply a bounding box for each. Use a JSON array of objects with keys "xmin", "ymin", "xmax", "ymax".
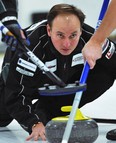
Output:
[
  {"xmin": 51, "ymin": 14, "xmax": 81, "ymax": 33},
  {"xmin": 53, "ymin": 13, "xmax": 80, "ymax": 23}
]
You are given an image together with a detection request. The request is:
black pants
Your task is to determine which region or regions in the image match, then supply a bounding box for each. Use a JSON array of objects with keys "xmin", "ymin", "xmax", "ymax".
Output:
[
  {"xmin": 0, "ymin": 75, "xmax": 13, "ymax": 126},
  {"xmin": 0, "ymin": 47, "xmax": 15, "ymax": 127}
]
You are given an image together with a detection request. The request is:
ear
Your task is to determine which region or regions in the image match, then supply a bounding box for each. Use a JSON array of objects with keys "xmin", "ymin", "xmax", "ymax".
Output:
[
  {"xmin": 47, "ymin": 24, "xmax": 51, "ymax": 37},
  {"xmin": 80, "ymin": 30, "xmax": 82, "ymax": 36}
]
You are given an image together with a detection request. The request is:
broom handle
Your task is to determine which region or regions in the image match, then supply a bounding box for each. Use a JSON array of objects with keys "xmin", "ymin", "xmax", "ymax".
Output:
[{"xmin": 62, "ymin": 0, "xmax": 110, "ymax": 142}]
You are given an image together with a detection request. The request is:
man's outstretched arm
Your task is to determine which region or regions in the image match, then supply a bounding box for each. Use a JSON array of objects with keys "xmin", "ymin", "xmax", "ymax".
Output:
[{"xmin": 82, "ymin": 0, "xmax": 116, "ymax": 69}]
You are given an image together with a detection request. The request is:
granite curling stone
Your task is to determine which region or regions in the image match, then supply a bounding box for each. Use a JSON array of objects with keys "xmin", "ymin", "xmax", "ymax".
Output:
[{"xmin": 45, "ymin": 106, "xmax": 98, "ymax": 143}]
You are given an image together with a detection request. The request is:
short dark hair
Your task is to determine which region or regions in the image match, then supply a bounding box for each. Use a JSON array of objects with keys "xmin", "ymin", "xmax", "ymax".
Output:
[{"xmin": 47, "ymin": 4, "xmax": 86, "ymax": 28}]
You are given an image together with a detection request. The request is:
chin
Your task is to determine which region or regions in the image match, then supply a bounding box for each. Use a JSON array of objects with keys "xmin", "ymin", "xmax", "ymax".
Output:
[{"xmin": 60, "ymin": 51, "xmax": 72, "ymax": 56}]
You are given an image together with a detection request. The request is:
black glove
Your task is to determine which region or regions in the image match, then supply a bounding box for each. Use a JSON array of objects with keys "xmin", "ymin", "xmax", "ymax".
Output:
[{"xmin": 1, "ymin": 19, "xmax": 30, "ymax": 50}]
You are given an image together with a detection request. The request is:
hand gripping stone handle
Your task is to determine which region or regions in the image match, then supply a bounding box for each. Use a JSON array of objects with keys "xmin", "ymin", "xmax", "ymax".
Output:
[{"xmin": 61, "ymin": 0, "xmax": 110, "ymax": 142}]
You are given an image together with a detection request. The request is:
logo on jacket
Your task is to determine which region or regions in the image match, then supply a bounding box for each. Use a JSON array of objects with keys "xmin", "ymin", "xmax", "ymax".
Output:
[
  {"xmin": 45, "ymin": 59, "xmax": 57, "ymax": 72},
  {"xmin": 16, "ymin": 58, "xmax": 37, "ymax": 76},
  {"xmin": 17, "ymin": 58, "xmax": 37, "ymax": 72},
  {"xmin": 106, "ymin": 42, "xmax": 115, "ymax": 59},
  {"xmin": 71, "ymin": 53, "xmax": 84, "ymax": 67}
]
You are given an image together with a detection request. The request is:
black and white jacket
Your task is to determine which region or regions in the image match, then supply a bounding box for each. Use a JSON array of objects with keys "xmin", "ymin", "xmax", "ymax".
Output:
[
  {"xmin": 0, "ymin": 0, "xmax": 18, "ymax": 20},
  {"xmin": 4, "ymin": 20, "xmax": 116, "ymax": 132}
]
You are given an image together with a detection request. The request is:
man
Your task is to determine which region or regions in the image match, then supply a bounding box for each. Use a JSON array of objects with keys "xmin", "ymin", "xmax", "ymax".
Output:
[
  {"xmin": 0, "ymin": 3, "xmax": 116, "ymax": 141},
  {"xmin": 0, "ymin": 0, "xmax": 28, "ymax": 47},
  {"xmin": 0, "ymin": 0, "xmax": 29, "ymax": 134},
  {"xmin": 82, "ymin": 0, "xmax": 116, "ymax": 69},
  {"xmin": 82, "ymin": 1, "xmax": 116, "ymax": 139}
]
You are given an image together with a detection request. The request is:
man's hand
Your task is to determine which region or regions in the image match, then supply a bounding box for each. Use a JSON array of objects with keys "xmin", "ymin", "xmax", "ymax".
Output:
[
  {"xmin": 1, "ymin": 20, "xmax": 30, "ymax": 50},
  {"xmin": 26, "ymin": 122, "xmax": 46, "ymax": 141},
  {"xmin": 82, "ymin": 39, "xmax": 102, "ymax": 69}
]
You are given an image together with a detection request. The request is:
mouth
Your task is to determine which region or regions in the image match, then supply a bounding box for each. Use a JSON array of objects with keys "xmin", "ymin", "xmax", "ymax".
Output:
[
  {"xmin": 62, "ymin": 48, "xmax": 70, "ymax": 52},
  {"xmin": 60, "ymin": 48, "xmax": 71, "ymax": 55}
]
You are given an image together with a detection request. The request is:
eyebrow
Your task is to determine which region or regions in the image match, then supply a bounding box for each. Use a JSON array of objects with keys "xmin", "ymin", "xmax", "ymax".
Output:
[{"xmin": 56, "ymin": 31, "xmax": 78, "ymax": 35}]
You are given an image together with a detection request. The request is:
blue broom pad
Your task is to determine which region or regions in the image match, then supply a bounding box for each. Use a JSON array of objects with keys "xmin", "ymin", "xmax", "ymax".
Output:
[{"xmin": 38, "ymin": 83, "xmax": 86, "ymax": 96}]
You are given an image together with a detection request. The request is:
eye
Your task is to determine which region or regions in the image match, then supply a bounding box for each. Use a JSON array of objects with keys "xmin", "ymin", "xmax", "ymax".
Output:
[
  {"xmin": 69, "ymin": 33, "xmax": 77, "ymax": 39},
  {"xmin": 57, "ymin": 33, "xmax": 64, "ymax": 39}
]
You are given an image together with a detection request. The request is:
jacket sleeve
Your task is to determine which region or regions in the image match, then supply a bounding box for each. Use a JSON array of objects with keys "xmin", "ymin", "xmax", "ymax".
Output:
[
  {"xmin": 4, "ymin": 21, "xmax": 48, "ymax": 133},
  {"xmin": 4, "ymin": 51, "xmax": 42, "ymax": 133},
  {"xmin": 0, "ymin": 0, "xmax": 18, "ymax": 20}
]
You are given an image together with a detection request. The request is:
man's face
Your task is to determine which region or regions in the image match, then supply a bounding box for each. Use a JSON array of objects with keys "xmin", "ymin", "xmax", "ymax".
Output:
[{"xmin": 47, "ymin": 14, "xmax": 82, "ymax": 55}]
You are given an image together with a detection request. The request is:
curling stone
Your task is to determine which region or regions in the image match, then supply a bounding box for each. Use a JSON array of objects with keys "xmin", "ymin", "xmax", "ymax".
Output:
[{"xmin": 45, "ymin": 106, "xmax": 98, "ymax": 143}]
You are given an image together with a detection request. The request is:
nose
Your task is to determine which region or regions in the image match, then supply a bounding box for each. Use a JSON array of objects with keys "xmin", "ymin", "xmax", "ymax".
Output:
[{"xmin": 63, "ymin": 38, "xmax": 71, "ymax": 48}]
